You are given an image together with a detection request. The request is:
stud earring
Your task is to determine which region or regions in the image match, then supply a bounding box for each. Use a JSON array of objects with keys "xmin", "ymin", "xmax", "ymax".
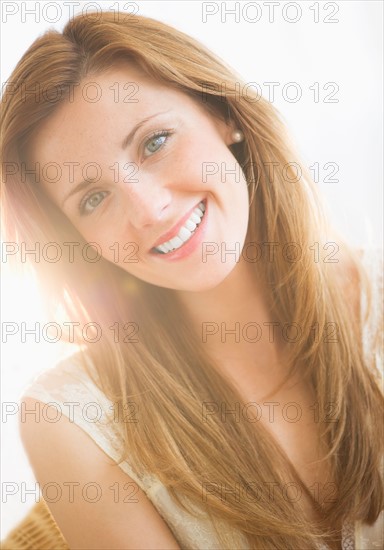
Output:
[{"xmin": 231, "ymin": 129, "xmax": 244, "ymax": 143}]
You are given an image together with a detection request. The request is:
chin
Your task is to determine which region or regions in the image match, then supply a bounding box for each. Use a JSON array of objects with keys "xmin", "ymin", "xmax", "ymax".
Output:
[{"xmin": 168, "ymin": 261, "xmax": 240, "ymax": 293}]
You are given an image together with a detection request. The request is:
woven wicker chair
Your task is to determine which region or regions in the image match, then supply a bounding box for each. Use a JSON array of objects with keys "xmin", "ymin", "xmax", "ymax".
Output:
[{"xmin": 1, "ymin": 499, "xmax": 69, "ymax": 549}]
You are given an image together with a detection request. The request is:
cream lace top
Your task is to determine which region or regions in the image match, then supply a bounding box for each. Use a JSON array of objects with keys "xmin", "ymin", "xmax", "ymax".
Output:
[{"xmin": 20, "ymin": 249, "xmax": 383, "ymax": 549}]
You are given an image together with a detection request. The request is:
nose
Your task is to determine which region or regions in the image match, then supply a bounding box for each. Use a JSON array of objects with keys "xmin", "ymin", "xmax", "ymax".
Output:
[{"xmin": 120, "ymin": 173, "xmax": 172, "ymax": 229}]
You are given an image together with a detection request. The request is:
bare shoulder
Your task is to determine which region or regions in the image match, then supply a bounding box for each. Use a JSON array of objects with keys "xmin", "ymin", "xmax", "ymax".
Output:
[{"xmin": 19, "ymin": 397, "xmax": 180, "ymax": 549}]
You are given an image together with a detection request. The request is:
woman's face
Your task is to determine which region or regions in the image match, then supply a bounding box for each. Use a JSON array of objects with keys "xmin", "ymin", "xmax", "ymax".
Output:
[{"xmin": 31, "ymin": 63, "xmax": 250, "ymax": 291}]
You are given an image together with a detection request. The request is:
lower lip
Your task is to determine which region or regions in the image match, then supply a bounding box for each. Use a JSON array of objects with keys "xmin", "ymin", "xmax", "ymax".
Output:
[{"xmin": 150, "ymin": 199, "xmax": 208, "ymax": 262}]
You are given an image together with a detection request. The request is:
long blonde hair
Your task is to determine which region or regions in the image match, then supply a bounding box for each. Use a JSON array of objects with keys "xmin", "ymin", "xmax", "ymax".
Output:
[{"xmin": 1, "ymin": 12, "xmax": 383, "ymax": 549}]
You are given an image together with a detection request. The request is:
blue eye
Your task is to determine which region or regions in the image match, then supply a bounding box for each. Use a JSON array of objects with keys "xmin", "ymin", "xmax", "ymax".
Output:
[
  {"xmin": 143, "ymin": 130, "xmax": 171, "ymax": 158},
  {"xmin": 80, "ymin": 190, "xmax": 109, "ymax": 215}
]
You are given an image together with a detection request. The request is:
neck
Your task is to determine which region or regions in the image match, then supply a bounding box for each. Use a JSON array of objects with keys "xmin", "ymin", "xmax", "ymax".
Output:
[
  {"xmin": 175, "ymin": 256, "xmax": 287, "ymax": 396},
  {"xmin": 177, "ymin": 257, "xmax": 269, "ymax": 329}
]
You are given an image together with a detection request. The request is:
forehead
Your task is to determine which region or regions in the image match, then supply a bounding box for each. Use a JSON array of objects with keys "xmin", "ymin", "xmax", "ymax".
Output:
[{"xmin": 29, "ymin": 63, "xmax": 202, "ymax": 163}]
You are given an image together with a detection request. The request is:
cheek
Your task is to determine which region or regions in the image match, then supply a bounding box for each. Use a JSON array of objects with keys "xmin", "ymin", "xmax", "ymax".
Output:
[
  {"xmin": 71, "ymin": 222, "xmax": 116, "ymax": 262},
  {"xmin": 171, "ymin": 131, "xmax": 230, "ymax": 186},
  {"xmin": 85, "ymin": 220, "xmax": 147, "ymax": 268},
  {"xmin": 169, "ymin": 143, "xmax": 205, "ymax": 186}
]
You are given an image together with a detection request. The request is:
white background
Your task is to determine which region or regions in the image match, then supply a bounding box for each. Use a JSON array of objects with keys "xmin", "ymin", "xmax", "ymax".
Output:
[{"xmin": 1, "ymin": 0, "xmax": 383, "ymax": 539}]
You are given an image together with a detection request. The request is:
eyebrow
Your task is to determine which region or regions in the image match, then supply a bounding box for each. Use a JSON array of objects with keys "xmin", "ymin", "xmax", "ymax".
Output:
[{"xmin": 61, "ymin": 111, "xmax": 170, "ymax": 207}]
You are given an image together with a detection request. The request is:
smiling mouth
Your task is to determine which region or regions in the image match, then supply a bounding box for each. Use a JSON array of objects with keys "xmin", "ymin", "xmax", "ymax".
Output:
[{"xmin": 151, "ymin": 201, "xmax": 206, "ymax": 254}]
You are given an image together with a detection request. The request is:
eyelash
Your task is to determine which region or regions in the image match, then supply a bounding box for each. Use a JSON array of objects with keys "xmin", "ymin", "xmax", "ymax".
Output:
[
  {"xmin": 79, "ymin": 189, "xmax": 109, "ymax": 216},
  {"xmin": 78, "ymin": 129, "xmax": 173, "ymax": 216},
  {"xmin": 142, "ymin": 129, "xmax": 173, "ymax": 159}
]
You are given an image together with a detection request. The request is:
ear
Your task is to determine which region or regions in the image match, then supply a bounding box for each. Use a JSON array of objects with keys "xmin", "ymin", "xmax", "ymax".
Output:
[
  {"xmin": 227, "ymin": 120, "xmax": 243, "ymax": 146},
  {"xmin": 214, "ymin": 116, "xmax": 244, "ymax": 146}
]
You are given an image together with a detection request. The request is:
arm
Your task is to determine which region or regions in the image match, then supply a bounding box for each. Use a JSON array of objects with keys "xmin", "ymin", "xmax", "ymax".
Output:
[{"xmin": 19, "ymin": 397, "xmax": 181, "ymax": 550}]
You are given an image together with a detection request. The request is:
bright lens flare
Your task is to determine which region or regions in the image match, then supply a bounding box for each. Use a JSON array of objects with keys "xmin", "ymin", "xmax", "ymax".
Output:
[{"xmin": 1, "ymin": 263, "xmax": 76, "ymax": 383}]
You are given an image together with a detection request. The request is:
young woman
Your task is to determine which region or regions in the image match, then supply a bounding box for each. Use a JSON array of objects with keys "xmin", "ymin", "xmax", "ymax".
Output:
[{"xmin": 1, "ymin": 11, "xmax": 383, "ymax": 550}]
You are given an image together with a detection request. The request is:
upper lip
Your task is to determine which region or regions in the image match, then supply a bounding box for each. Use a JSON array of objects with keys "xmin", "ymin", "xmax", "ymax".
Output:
[{"xmin": 151, "ymin": 200, "xmax": 205, "ymax": 250}]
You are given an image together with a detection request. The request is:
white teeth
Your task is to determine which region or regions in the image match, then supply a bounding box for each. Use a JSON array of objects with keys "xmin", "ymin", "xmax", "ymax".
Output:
[
  {"xmin": 185, "ymin": 219, "xmax": 197, "ymax": 231},
  {"xmin": 190, "ymin": 212, "xmax": 201, "ymax": 224},
  {"xmin": 178, "ymin": 226, "xmax": 192, "ymax": 242},
  {"xmin": 169, "ymin": 236, "xmax": 183, "ymax": 248},
  {"xmin": 154, "ymin": 201, "xmax": 206, "ymax": 254}
]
